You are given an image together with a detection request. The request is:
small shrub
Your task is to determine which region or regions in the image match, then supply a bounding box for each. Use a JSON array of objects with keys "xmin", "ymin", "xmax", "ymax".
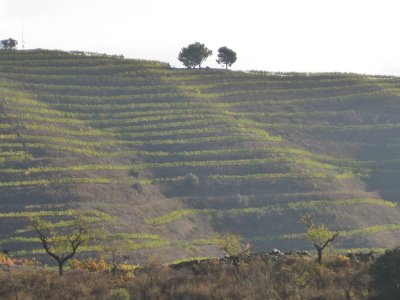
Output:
[
  {"xmin": 183, "ymin": 173, "xmax": 199, "ymax": 187},
  {"xmin": 333, "ymin": 255, "xmax": 351, "ymax": 267},
  {"xmin": 129, "ymin": 169, "xmax": 140, "ymax": 177},
  {"xmin": 70, "ymin": 257, "xmax": 110, "ymax": 272},
  {"xmin": 234, "ymin": 193, "xmax": 250, "ymax": 206},
  {"xmin": 132, "ymin": 182, "xmax": 143, "ymax": 193},
  {"xmin": 369, "ymin": 247, "xmax": 400, "ymax": 299},
  {"xmin": 0, "ymin": 254, "xmax": 15, "ymax": 267},
  {"xmin": 109, "ymin": 288, "xmax": 130, "ymax": 300},
  {"xmin": 216, "ymin": 232, "xmax": 245, "ymax": 257}
]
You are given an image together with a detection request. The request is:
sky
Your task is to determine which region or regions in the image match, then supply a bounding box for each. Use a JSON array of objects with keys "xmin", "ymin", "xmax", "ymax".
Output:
[{"xmin": 1, "ymin": 0, "xmax": 400, "ymax": 75}]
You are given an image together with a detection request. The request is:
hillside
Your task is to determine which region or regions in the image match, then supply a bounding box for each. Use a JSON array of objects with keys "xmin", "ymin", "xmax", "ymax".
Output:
[{"xmin": 0, "ymin": 50, "xmax": 400, "ymax": 262}]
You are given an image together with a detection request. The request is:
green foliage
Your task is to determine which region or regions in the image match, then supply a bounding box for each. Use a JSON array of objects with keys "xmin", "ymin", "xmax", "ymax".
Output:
[
  {"xmin": 144, "ymin": 198, "xmax": 396, "ymax": 226},
  {"xmin": 369, "ymin": 247, "xmax": 400, "ymax": 299},
  {"xmin": 301, "ymin": 213, "xmax": 339, "ymax": 263},
  {"xmin": 7, "ymin": 232, "xmax": 172, "ymax": 257},
  {"xmin": 216, "ymin": 233, "xmax": 246, "ymax": 256},
  {"xmin": 344, "ymin": 223, "xmax": 400, "ymax": 236},
  {"xmin": 178, "ymin": 42, "xmax": 212, "ymax": 69},
  {"xmin": 0, "ymin": 209, "xmax": 111, "ymax": 219},
  {"xmin": 216, "ymin": 46, "xmax": 237, "ymax": 69},
  {"xmin": 0, "ymin": 177, "xmax": 151, "ymax": 187},
  {"xmin": 288, "ymin": 198, "xmax": 396, "ymax": 209},
  {"xmin": 144, "ymin": 207, "xmax": 261, "ymax": 225},
  {"xmin": 29, "ymin": 213, "xmax": 91, "ymax": 275},
  {"xmin": 0, "ymin": 38, "xmax": 18, "ymax": 50},
  {"xmin": 281, "ymin": 222, "xmax": 400, "ymax": 242},
  {"xmin": 210, "ymin": 172, "xmax": 327, "ymax": 181},
  {"xmin": 145, "ymin": 209, "xmax": 200, "ymax": 225},
  {"xmin": 305, "ymin": 224, "xmax": 336, "ymax": 249}
]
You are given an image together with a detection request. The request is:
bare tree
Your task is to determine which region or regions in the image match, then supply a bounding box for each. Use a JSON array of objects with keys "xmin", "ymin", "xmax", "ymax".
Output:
[
  {"xmin": 30, "ymin": 215, "xmax": 88, "ymax": 275},
  {"xmin": 105, "ymin": 240, "xmax": 130, "ymax": 274}
]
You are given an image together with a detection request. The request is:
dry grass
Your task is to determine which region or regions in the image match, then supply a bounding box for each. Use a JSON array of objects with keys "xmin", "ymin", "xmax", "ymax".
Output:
[{"xmin": 0, "ymin": 255, "xmax": 372, "ymax": 300}]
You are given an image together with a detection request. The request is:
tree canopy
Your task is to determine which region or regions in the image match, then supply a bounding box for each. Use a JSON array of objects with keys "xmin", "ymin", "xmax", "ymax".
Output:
[
  {"xmin": 216, "ymin": 46, "xmax": 237, "ymax": 69},
  {"xmin": 216, "ymin": 232, "xmax": 247, "ymax": 257},
  {"xmin": 301, "ymin": 213, "xmax": 339, "ymax": 264},
  {"xmin": 0, "ymin": 38, "xmax": 18, "ymax": 50},
  {"xmin": 178, "ymin": 42, "xmax": 212, "ymax": 69}
]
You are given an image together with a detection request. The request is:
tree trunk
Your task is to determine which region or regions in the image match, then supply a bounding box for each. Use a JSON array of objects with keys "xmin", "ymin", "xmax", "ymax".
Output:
[
  {"xmin": 345, "ymin": 290, "xmax": 351, "ymax": 300},
  {"xmin": 345, "ymin": 284, "xmax": 353, "ymax": 300},
  {"xmin": 317, "ymin": 248, "xmax": 322, "ymax": 264},
  {"xmin": 13, "ymin": 287, "xmax": 19, "ymax": 300},
  {"xmin": 225, "ymin": 63, "xmax": 228, "ymax": 70},
  {"xmin": 58, "ymin": 262, "xmax": 64, "ymax": 276}
]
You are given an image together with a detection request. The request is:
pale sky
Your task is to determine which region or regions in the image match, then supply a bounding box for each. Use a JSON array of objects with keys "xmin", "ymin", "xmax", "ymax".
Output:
[{"xmin": 1, "ymin": 0, "xmax": 400, "ymax": 75}]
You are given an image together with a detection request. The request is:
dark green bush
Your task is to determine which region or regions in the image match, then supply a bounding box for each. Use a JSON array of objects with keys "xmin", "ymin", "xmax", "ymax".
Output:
[
  {"xmin": 128, "ymin": 169, "xmax": 140, "ymax": 177},
  {"xmin": 369, "ymin": 247, "xmax": 400, "ymax": 299},
  {"xmin": 132, "ymin": 182, "xmax": 143, "ymax": 193}
]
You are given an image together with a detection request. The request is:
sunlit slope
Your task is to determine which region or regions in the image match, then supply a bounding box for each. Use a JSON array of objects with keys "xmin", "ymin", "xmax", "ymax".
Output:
[
  {"xmin": 0, "ymin": 50, "xmax": 399, "ymax": 259},
  {"xmin": 0, "ymin": 51, "xmax": 216, "ymax": 260}
]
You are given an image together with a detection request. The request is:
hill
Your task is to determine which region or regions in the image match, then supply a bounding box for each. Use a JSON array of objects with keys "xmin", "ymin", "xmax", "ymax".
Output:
[{"xmin": 0, "ymin": 50, "xmax": 399, "ymax": 262}]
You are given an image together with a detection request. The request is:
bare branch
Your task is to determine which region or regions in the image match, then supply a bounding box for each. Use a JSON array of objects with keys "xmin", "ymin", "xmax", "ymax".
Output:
[
  {"xmin": 28, "ymin": 216, "xmax": 88, "ymax": 275},
  {"xmin": 321, "ymin": 232, "xmax": 340, "ymax": 251}
]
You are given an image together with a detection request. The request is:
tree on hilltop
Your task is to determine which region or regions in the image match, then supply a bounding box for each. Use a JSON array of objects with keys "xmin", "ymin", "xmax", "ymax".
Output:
[
  {"xmin": 0, "ymin": 38, "xmax": 18, "ymax": 50},
  {"xmin": 178, "ymin": 42, "xmax": 212, "ymax": 69},
  {"xmin": 216, "ymin": 46, "xmax": 237, "ymax": 70}
]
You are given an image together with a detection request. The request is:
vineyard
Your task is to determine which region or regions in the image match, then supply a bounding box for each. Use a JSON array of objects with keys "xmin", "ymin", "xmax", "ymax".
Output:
[{"xmin": 0, "ymin": 50, "xmax": 400, "ymax": 263}]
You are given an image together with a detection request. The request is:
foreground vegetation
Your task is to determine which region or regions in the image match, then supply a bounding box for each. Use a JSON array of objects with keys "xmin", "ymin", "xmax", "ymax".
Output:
[{"xmin": 2, "ymin": 248, "xmax": 399, "ymax": 300}]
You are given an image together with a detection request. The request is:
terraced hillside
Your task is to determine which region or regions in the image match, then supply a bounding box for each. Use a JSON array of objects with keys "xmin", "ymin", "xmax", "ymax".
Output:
[{"xmin": 0, "ymin": 50, "xmax": 399, "ymax": 261}]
